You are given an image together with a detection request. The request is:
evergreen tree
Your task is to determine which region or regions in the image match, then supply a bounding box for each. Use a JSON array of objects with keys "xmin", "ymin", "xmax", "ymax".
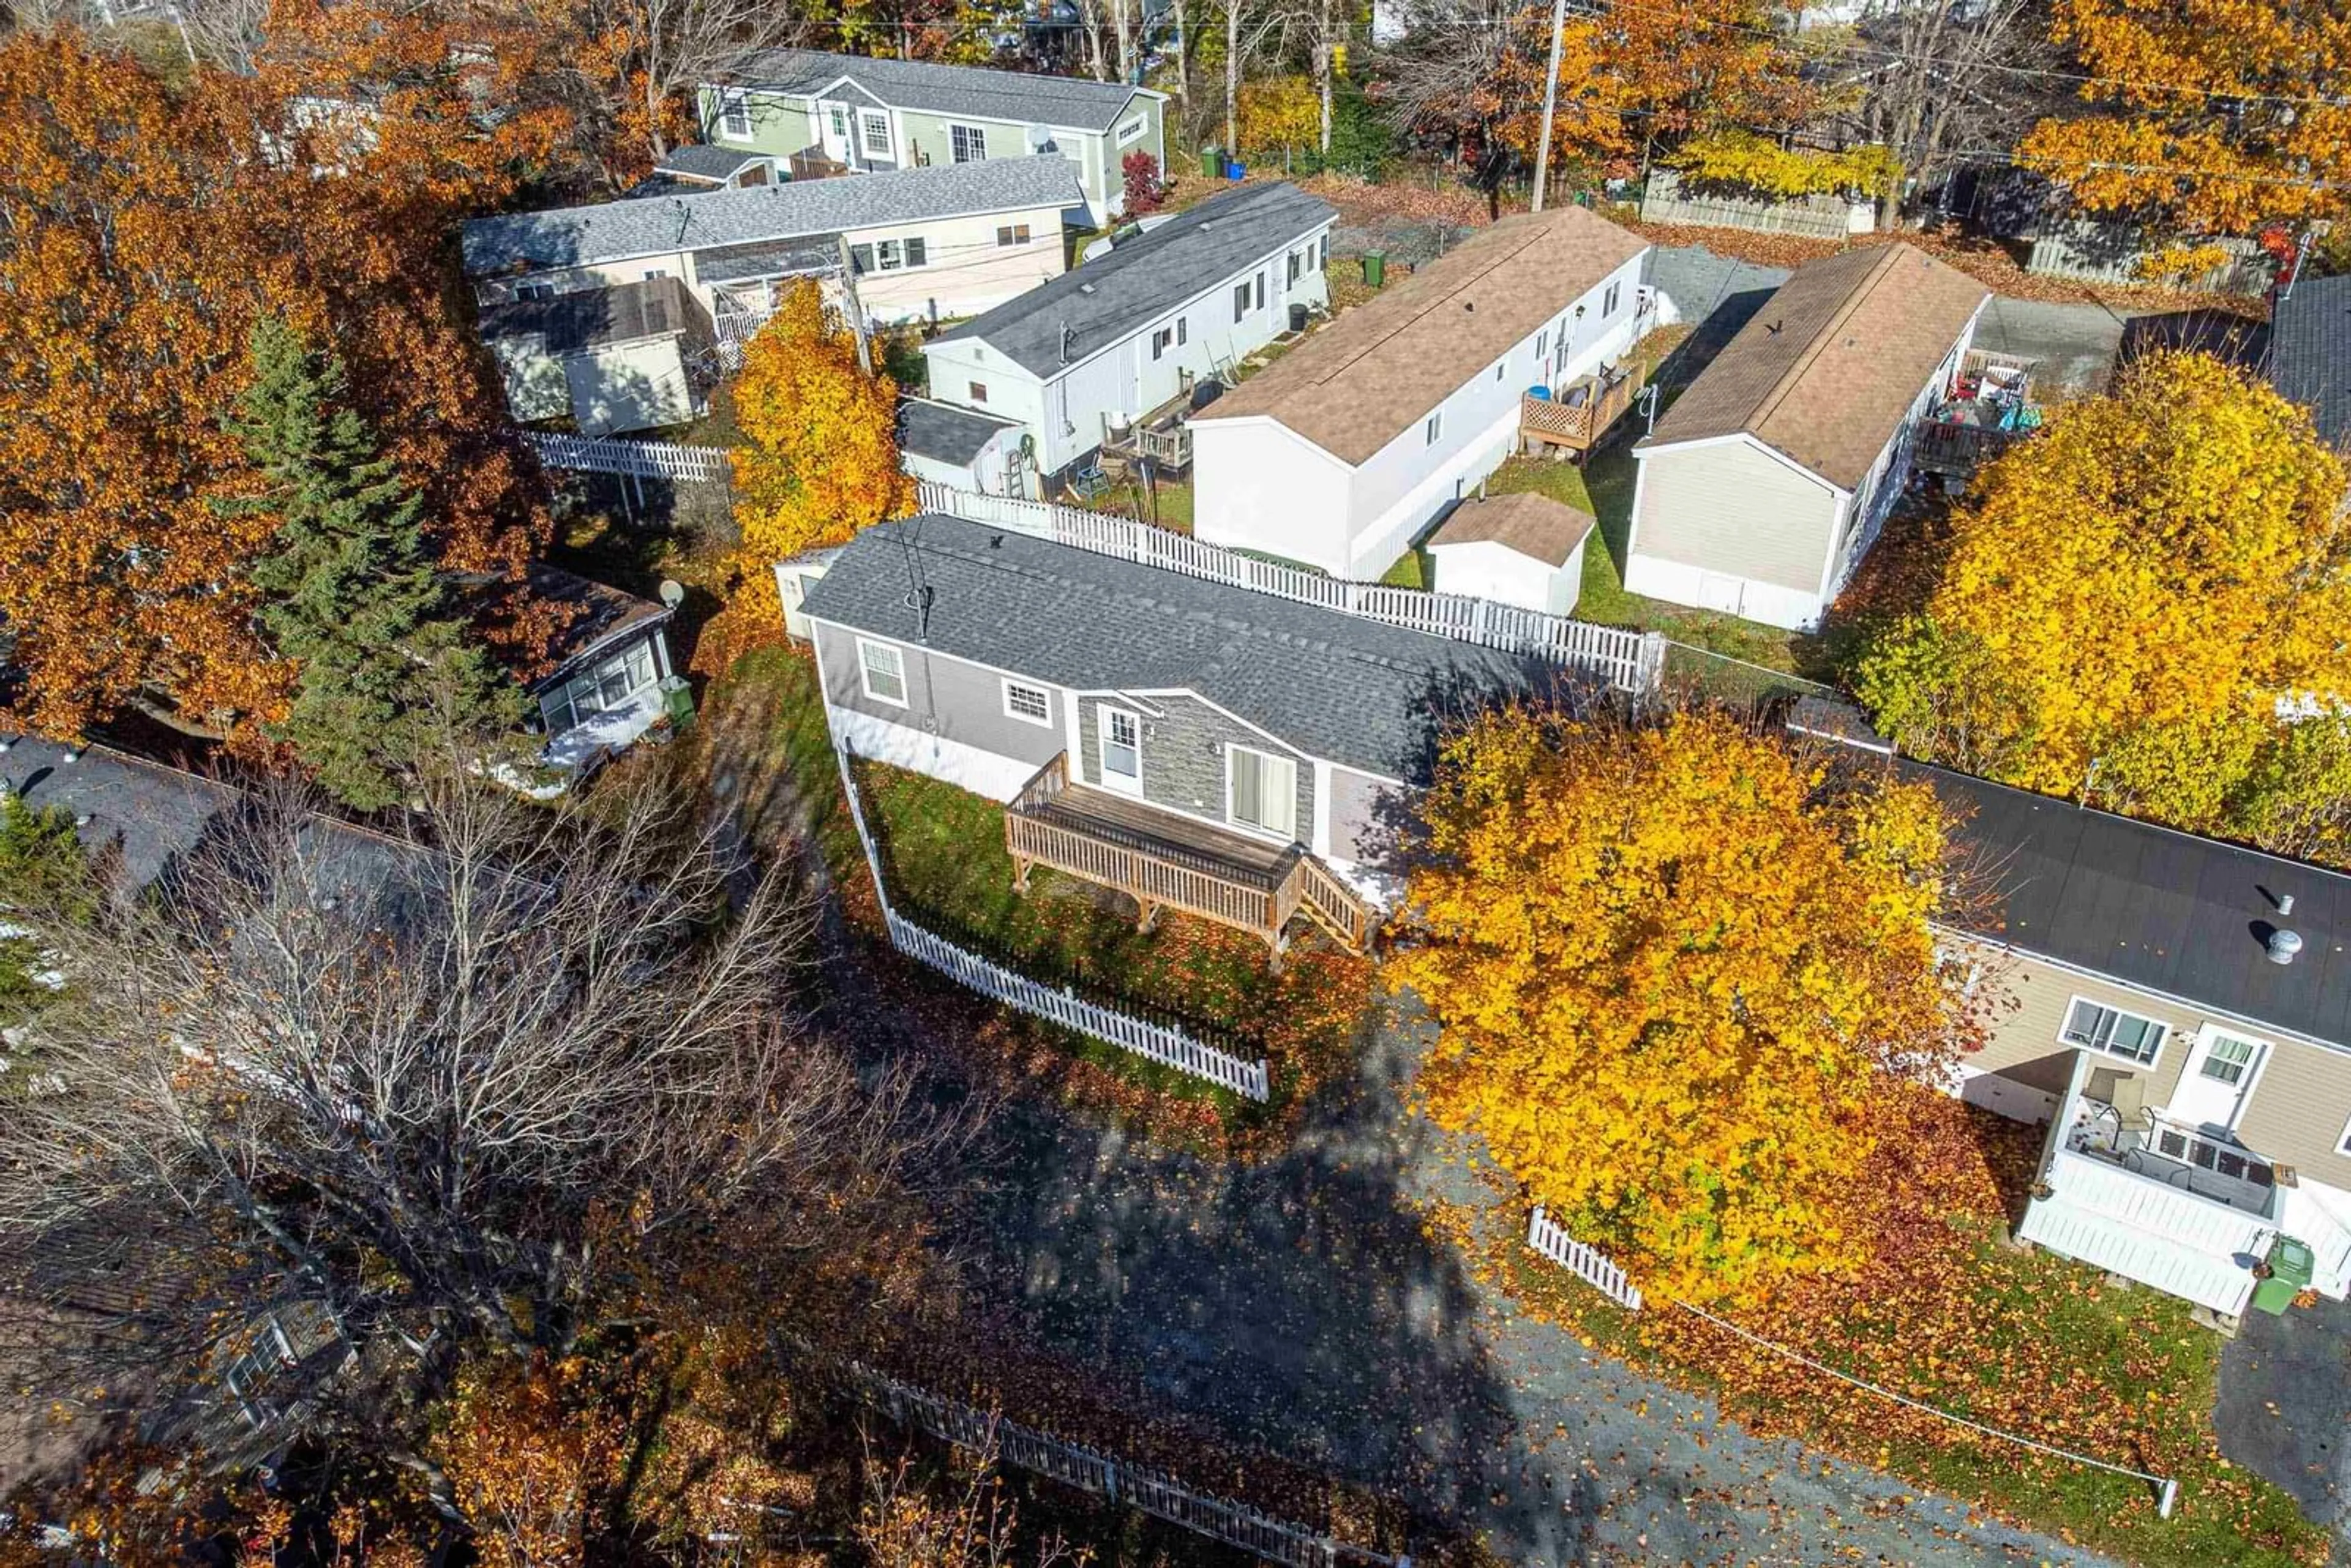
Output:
[{"xmin": 228, "ymin": 319, "xmax": 520, "ymax": 808}]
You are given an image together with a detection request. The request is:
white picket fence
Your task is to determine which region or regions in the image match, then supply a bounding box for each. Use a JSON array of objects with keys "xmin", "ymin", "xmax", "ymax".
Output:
[
  {"xmin": 884, "ymin": 910, "xmax": 1270, "ymax": 1100},
  {"xmin": 844, "ymin": 1359, "xmax": 1407, "ymax": 1567},
  {"xmin": 1526, "ymin": 1207, "xmax": 1644, "ymax": 1311},
  {"xmin": 913, "ymin": 482, "xmax": 1664, "ymax": 694},
  {"xmin": 833, "ymin": 743, "xmax": 1272, "ymax": 1101},
  {"xmin": 519, "ymin": 429, "xmax": 732, "ymax": 484}
]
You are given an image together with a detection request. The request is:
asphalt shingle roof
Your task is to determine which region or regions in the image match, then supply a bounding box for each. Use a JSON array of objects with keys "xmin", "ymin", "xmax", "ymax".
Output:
[
  {"xmin": 476, "ymin": 276, "xmax": 705, "ymax": 351},
  {"xmin": 930, "ymin": 182, "xmax": 1335, "ymax": 380},
  {"xmin": 1197, "ymin": 206, "xmax": 1651, "ymax": 467},
  {"xmin": 896, "ymin": 396, "xmax": 1021, "ymax": 465},
  {"xmin": 654, "ymin": 143, "xmax": 770, "ymax": 181},
  {"xmin": 797, "ymin": 514, "xmax": 1537, "ymax": 779},
  {"xmin": 1427, "ymin": 492, "xmax": 1594, "ymax": 566},
  {"xmin": 724, "ymin": 48, "xmax": 1153, "ymax": 133},
  {"xmin": 1927, "ymin": 763, "xmax": 2351, "ymax": 1051},
  {"xmin": 1640, "ymin": 243, "xmax": 1989, "ymax": 490},
  {"xmin": 462, "ymin": 157, "xmax": 1082, "ymax": 276},
  {"xmin": 2270, "ymin": 274, "xmax": 2351, "ymax": 451}
]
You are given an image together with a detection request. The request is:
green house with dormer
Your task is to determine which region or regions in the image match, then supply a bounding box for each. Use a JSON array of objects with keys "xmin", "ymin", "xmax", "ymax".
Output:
[{"xmin": 697, "ymin": 50, "xmax": 1166, "ymax": 229}]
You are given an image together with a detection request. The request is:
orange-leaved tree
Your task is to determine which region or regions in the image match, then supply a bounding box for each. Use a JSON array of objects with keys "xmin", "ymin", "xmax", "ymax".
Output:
[
  {"xmin": 0, "ymin": 17, "xmax": 554, "ymax": 743},
  {"xmin": 1391, "ymin": 705, "xmax": 1976, "ymax": 1308},
  {"xmin": 730, "ymin": 279, "xmax": 914, "ymax": 591},
  {"xmin": 2018, "ymin": 0, "xmax": 2351, "ymax": 236},
  {"xmin": 1853, "ymin": 351, "xmax": 2351, "ymax": 847}
]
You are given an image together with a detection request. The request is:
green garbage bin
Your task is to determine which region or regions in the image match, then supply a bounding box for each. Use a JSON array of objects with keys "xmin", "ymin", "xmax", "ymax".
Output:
[
  {"xmin": 1363, "ymin": 249, "xmax": 1386, "ymax": 288},
  {"xmin": 2251, "ymin": 1235, "xmax": 2315, "ymax": 1315},
  {"xmin": 660, "ymin": 674, "xmax": 696, "ymax": 735}
]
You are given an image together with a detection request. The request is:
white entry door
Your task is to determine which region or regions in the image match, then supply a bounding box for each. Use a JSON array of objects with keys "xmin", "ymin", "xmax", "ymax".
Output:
[
  {"xmin": 2168, "ymin": 1026, "xmax": 2267, "ymax": 1132},
  {"xmin": 817, "ymin": 101, "xmax": 853, "ymax": 163},
  {"xmin": 1098, "ymin": 707, "xmax": 1143, "ymax": 795}
]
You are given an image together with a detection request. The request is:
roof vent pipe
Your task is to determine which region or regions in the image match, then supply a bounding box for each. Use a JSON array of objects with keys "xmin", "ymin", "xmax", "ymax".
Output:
[
  {"xmin": 2277, "ymin": 891, "xmax": 2296, "ymax": 917},
  {"xmin": 2267, "ymin": 928, "xmax": 2304, "ymax": 966}
]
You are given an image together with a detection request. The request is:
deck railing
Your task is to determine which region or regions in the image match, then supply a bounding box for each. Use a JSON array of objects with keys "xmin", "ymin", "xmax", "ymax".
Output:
[
  {"xmin": 1520, "ymin": 361, "xmax": 1646, "ymax": 454},
  {"xmin": 1006, "ymin": 754, "xmax": 1373, "ymax": 955}
]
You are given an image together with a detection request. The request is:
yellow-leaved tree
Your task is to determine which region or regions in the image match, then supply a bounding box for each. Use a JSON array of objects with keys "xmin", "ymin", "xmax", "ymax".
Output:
[
  {"xmin": 1392, "ymin": 707, "xmax": 1972, "ymax": 1308},
  {"xmin": 1853, "ymin": 351, "xmax": 2351, "ymax": 848},
  {"xmin": 730, "ymin": 279, "xmax": 913, "ymax": 590}
]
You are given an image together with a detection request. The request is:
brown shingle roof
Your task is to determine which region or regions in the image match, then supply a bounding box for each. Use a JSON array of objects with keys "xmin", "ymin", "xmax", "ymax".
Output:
[
  {"xmin": 1640, "ymin": 242, "xmax": 1989, "ymax": 491},
  {"xmin": 1427, "ymin": 492, "xmax": 1594, "ymax": 566},
  {"xmin": 1196, "ymin": 207, "xmax": 1651, "ymax": 467}
]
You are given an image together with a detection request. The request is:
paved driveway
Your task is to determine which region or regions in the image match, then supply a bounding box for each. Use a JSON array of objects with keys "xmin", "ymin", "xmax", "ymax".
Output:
[
  {"xmin": 871, "ymin": 980, "xmax": 2116, "ymax": 1566},
  {"xmin": 2218, "ymin": 1291, "xmax": 2351, "ymax": 1547}
]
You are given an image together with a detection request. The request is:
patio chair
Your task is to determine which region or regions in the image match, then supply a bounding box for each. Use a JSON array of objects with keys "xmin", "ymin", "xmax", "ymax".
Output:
[{"xmin": 1068, "ymin": 460, "xmax": 1111, "ymax": 503}]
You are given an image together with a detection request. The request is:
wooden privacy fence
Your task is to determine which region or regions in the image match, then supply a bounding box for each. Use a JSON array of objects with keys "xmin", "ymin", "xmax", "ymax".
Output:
[
  {"xmin": 841, "ymin": 1359, "xmax": 1410, "ymax": 1567},
  {"xmin": 1526, "ymin": 1207, "xmax": 1644, "ymax": 1311},
  {"xmin": 834, "ymin": 743, "xmax": 1273, "ymax": 1101},
  {"xmin": 913, "ymin": 482, "xmax": 1665, "ymax": 694},
  {"xmin": 519, "ymin": 429, "xmax": 732, "ymax": 484}
]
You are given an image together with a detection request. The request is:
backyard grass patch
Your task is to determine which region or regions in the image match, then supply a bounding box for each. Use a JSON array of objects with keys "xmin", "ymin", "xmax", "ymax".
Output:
[{"xmin": 1457, "ymin": 1087, "xmax": 2329, "ymax": 1568}]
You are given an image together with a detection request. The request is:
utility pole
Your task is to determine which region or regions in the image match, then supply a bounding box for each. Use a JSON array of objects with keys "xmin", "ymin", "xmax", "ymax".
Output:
[
  {"xmin": 836, "ymin": 233, "xmax": 874, "ymax": 375},
  {"xmin": 1529, "ymin": 0, "xmax": 1569, "ymax": 212}
]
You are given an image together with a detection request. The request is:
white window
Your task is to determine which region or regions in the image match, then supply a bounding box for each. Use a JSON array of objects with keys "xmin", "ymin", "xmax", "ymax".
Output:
[
  {"xmin": 861, "ymin": 111, "xmax": 891, "ymax": 157},
  {"xmin": 1254, "ymin": 271, "xmax": 1265, "ymax": 310},
  {"xmin": 1603, "ymin": 280, "xmax": 1621, "ymax": 315},
  {"xmin": 1287, "ymin": 250, "xmax": 1301, "ymax": 288},
  {"xmin": 869, "ymin": 237, "xmax": 924, "ymax": 271},
  {"xmin": 1493, "ymin": 359, "xmax": 1504, "ymax": 382},
  {"xmin": 857, "ymin": 638, "xmax": 907, "ymax": 707},
  {"xmin": 1002, "ymin": 680, "xmax": 1052, "ymax": 726},
  {"xmin": 1152, "ymin": 325, "xmax": 1174, "ymax": 359},
  {"xmin": 2338, "ymin": 1111, "xmax": 2351, "ymax": 1157},
  {"xmin": 1318, "ymin": 233, "xmax": 1328, "ymax": 269},
  {"xmin": 719, "ymin": 91, "xmax": 751, "ymax": 140},
  {"xmin": 516, "ymin": 281, "xmax": 556, "ymax": 302},
  {"xmin": 2198, "ymin": 1033, "xmax": 2260, "ymax": 1086},
  {"xmin": 643, "ymin": 267, "xmax": 669, "ymax": 281},
  {"xmin": 1423, "ymin": 411, "xmax": 1442, "ymax": 446},
  {"xmin": 1116, "ymin": 116, "xmax": 1146, "ymax": 147},
  {"xmin": 996, "ymin": 223, "xmax": 1031, "ymax": 247},
  {"xmin": 966, "ymin": 381, "xmax": 988, "ymax": 403},
  {"xmin": 1535, "ymin": 329, "xmax": 1547, "ymax": 359},
  {"xmin": 950, "ymin": 123, "xmax": 988, "ymax": 162},
  {"xmin": 1227, "ymin": 746, "xmax": 1297, "ymax": 839},
  {"xmin": 1232, "ymin": 280, "xmax": 1251, "ymax": 323},
  {"xmin": 538, "ymin": 639, "xmax": 659, "ymax": 735},
  {"xmin": 2060, "ymin": 996, "xmax": 2167, "ymax": 1065},
  {"xmin": 1100, "ymin": 707, "xmax": 1141, "ymax": 790}
]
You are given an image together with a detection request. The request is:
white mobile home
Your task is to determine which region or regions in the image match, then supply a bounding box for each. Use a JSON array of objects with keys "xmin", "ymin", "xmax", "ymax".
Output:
[
  {"xmin": 461, "ymin": 157, "xmax": 1081, "ymax": 335},
  {"xmin": 1187, "ymin": 207, "xmax": 1654, "ymax": 582},
  {"xmin": 1624, "ymin": 243, "xmax": 1989, "ymax": 630},
  {"xmin": 920, "ymin": 182, "xmax": 1338, "ymax": 492}
]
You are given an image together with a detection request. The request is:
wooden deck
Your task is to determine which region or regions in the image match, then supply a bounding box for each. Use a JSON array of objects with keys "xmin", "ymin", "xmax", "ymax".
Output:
[
  {"xmin": 1521, "ymin": 361, "xmax": 1646, "ymax": 457},
  {"xmin": 1004, "ymin": 754, "xmax": 1372, "ymax": 957}
]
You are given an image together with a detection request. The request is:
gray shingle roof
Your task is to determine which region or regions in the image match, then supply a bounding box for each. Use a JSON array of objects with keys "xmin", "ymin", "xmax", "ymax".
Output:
[
  {"xmin": 655, "ymin": 143, "xmax": 770, "ymax": 181},
  {"xmin": 797, "ymin": 514, "xmax": 1537, "ymax": 779},
  {"xmin": 724, "ymin": 48, "xmax": 1154, "ymax": 133},
  {"xmin": 2270, "ymin": 274, "xmax": 2351, "ymax": 451},
  {"xmin": 462, "ymin": 157, "xmax": 1082, "ymax": 276},
  {"xmin": 930, "ymin": 182, "xmax": 1335, "ymax": 379},
  {"xmin": 896, "ymin": 396, "xmax": 1021, "ymax": 465}
]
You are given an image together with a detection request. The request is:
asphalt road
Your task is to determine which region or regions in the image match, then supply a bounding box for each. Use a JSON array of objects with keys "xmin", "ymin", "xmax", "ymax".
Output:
[{"xmin": 910, "ymin": 986, "xmax": 2118, "ymax": 1566}]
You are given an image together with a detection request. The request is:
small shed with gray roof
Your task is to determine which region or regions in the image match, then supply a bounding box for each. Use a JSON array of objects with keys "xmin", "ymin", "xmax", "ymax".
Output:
[
  {"xmin": 895, "ymin": 395, "xmax": 1027, "ymax": 496},
  {"xmin": 917, "ymin": 181, "xmax": 1338, "ymax": 489},
  {"xmin": 1624, "ymin": 242, "xmax": 1989, "ymax": 631}
]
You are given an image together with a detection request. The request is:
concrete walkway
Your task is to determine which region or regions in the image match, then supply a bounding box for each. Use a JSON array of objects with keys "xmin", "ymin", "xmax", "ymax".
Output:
[{"xmin": 890, "ymin": 984, "xmax": 2117, "ymax": 1566}]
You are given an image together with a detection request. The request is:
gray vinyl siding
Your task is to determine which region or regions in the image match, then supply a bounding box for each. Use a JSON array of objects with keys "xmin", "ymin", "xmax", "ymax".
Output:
[
  {"xmin": 811, "ymin": 622, "xmax": 1066, "ymax": 771},
  {"xmin": 1634, "ymin": 439, "xmax": 1840, "ymax": 593},
  {"xmin": 1960, "ymin": 940, "xmax": 2351, "ymax": 1191},
  {"xmin": 1076, "ymin": 694, "xmax": 1313, "ymax": 841},
  {"xmin": 1327, "ymin": 764, "xmax": 1406, "ymax": 868}
]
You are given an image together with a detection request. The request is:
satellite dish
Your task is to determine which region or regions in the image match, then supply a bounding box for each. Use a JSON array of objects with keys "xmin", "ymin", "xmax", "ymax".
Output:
[{"xmin": 658, "ymin": 579, "xmax": 687, "ymax": 609}]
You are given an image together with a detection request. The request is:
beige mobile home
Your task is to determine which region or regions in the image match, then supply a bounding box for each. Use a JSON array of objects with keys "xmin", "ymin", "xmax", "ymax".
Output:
[{"xmin": 1625, "ymin": 244, "xmax": 1988, "ymax": 630}]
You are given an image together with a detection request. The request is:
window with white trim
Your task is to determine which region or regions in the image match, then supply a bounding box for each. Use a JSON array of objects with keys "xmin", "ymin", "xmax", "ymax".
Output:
[
  {"xmin": 1232, "ymin": 280, "xmax": 1251, "ymax": 323},
  {"xmin": 517, "ymin": 281, "xmax": 556, "ymax": 302},
  {"xmin": 1535, "ymin": 329, "xmax": 1547, "ymax": 359},
  {"xmin": 1152, "ymin": 324, "xmax": 1174, "ymax": 359},
  {"xmin": 538, "ymin": 639, "xmax": 659, "ymax": 737},
  {"xmin": 1493, "ymin": 359, "xmax": 1504, "ymax": 382},
  {"xmin": 1227, "ymin": 746, "xmax": 1297, "ymax": 839},
  {"xmin": 949, "ymin": 123, "xmax": 988, "ymax": 162},
  {"xmin": 857, "ymin": 638, "xmax": 907, "ymax": 706},
  {"xmin": 827, "ymin": 105, "xmax": 849, "ymax": 140},
  {"xmin": 966, "ymin": 381, "xmax": 988, "ymax": 403},
  {"xmin": 2060, "ymin": 996, "xmax": 2167, "ymax": 1065},
  {"xmin": 868, "ymin": 236, "xmax": 924, "ymax": 271},
  {"xmin": 718, "ymin": 91, "xmax": 751, "ymax": 140},
  {"xmin": 861, "ymin": 111, "xmax": 891, "ymax": 157},
  {"xmin": 2199, "ymin": 1032, "xmax": 2260, "ymax": 1086},
  {"xmin": 1423, "ymin": 411, "xmax": 1442, "ymax": 446},
  {"xmin": 1603, "ymin": 279, "xmax": 1621, "ymax": 315},
  {"xmin": 1002, "ymin": 680, "xmax": 1052, "ymax": 726},
  {"xmin": 1287, "ymin": 249, "xmax": 1301, "ymax": 288},
  {"xmin": 1318, "ymin": 233, "xmax": 1328, "ymax": 269},
  {"xmin": 643, "ymin": 267, "xmax": 669, "ymax": 281},
  {"xmin": 1254, "ymin": 271, "xmax": 1265, "ymax": 310},
  {"xmin": 2338, "ymin": 1111, "xmax": 2351, "ymax": 1157},
  {"xmin": 1116, "ymin": 116, "xmax": 1146, "ymax": 146}
]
